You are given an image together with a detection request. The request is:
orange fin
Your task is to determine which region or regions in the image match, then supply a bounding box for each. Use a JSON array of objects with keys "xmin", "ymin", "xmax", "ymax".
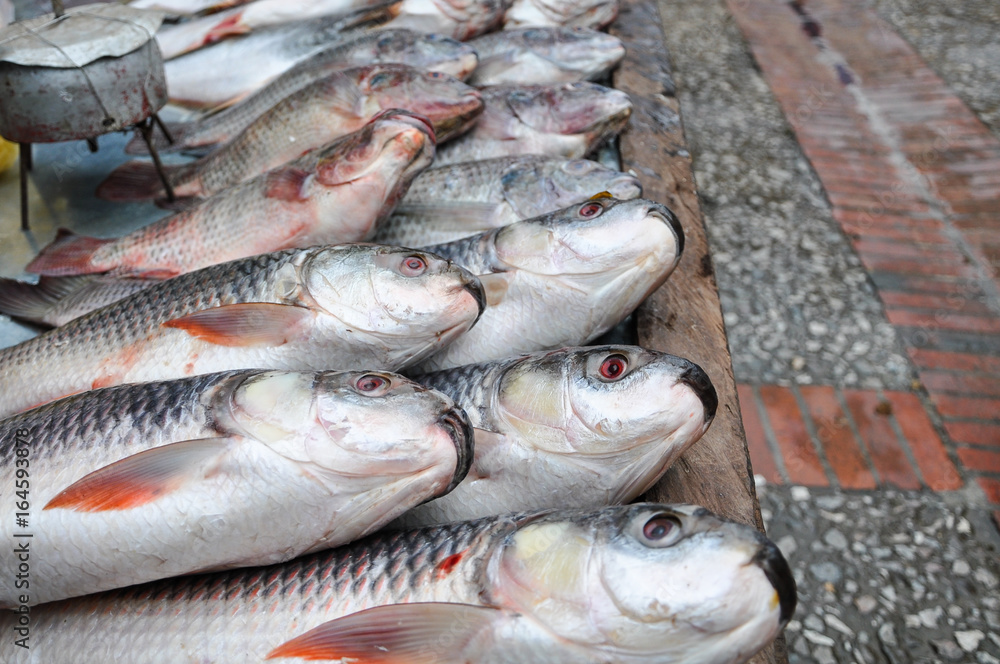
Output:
[
  {"xmin": 162, "ymin": 303, "xmax": 312, "ymax": 347},
  {"xmin": 264, "ymin": 168, "xmax": 312, "ymax": 202},
  {"xmin": 96, "ymin": 160, "xmax": 178, "ymax": 201},
  {"xmin": 26, "ymin": 229, "xmax": 112, "ymax": 276},
  {"xmin": 266, "ymin": 603, "xmax": 510, "ymax": 662},
  {"xmin": 203, "ymin": 11, "xmax": 249, "ymax": 45},
  {"xmin": 43, "ymin": 438, "xmax": 230, "ymax": 512}
]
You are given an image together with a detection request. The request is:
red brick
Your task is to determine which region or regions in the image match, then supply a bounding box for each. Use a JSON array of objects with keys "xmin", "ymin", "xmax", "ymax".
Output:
[
  {"xmin": 909, "ymin": 349, "xmax": 1000, "ymax": 373},
  {"xmin": 920, "ymin": 371, "xmax": 1000, "ymax": 398},
  {"xmin": 881, "ymin": 291, "xmax": 990, "ymax": 314},
  {"xmin": 737, "ymin": 384, "xmax": 783, "ymax": 485},
  {"xmin": 831, "ymin": 208, "xmax": 943, "ymax": 229},
  {"xmin": 844, "ymin": 390, "xmax": 921, "ymax": 490},
  {"xmin": 853, "ymin": 239, "xmax": 965, "ymax": 262},
  {"xmin": 886, "ymin": 309, "xmax": 1000, "ymax": 334},
  {"xmin": 956, "ymin": 446, "xmax": 1000, "ymax": 473},
  {"xmin": 943, "ymin": 421, "xmax": 1000, "ymax": 447},
  {"xmin": 883, "ymin": 276, "xmax": 985, "ymax": 297},
  {"xmin": 979, "ymin": 477, "xmax": 1000, "ymax": 505},
  {"xmin": 799, "ymin": 386, "xmax": 876, "ymax": 489},
  {"xmin": 861, "ymin": 255, "xmax": 979, "ymax": 278},
  {"xmin": 842, "ymin": 225, "xmax": 951, "ymax": 245},
  {"xmin": 931, "ymin": 394, "xmax": 1000, "ymax": 420},
  {"xmin": 884, "ymin": 391, "xmax": 963, "ymax": 490},
  {"xmin": 759, "ymin": 385, "xmax": 828, "ymax": 486}
]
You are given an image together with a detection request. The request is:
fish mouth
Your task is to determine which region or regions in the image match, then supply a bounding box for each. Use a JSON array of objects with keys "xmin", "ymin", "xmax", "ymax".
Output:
[
  {"xmin": 462, "ymin": 276, "xmax": 487, "ymax": 321},
  {"xmin": 646, "ymin": 204, "xmax": 684, "ymax": 256},
  {"xmin": 437, "ymin": 407, "xmax": 475, "ymax": 494},
  {"xmin": 752, "ymin": 540, "xmax": 797, "ymax": 627},
  {"xmin": 677, "ymin": 363, "xmax": 717, "ymax": 423},
  {"xmin": 433, "ymin": 93, "xmax": 485, "ymax": 142}
]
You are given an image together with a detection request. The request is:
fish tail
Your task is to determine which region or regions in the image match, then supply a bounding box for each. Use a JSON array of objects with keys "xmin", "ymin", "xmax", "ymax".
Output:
[
  {"xmin": 26, "ymin": 228, "xmax": 113, "ymax": 276},
  {"xmin": 123, "ymin": 123, "xmax": 191, "ymax": 156},
  {"xmin": 0, "ymin": 275, "xmax": 97, "ymax": 327},
  {"xmin": 96, "ymin": 160, "xmax": 178, "ymax": 201}
]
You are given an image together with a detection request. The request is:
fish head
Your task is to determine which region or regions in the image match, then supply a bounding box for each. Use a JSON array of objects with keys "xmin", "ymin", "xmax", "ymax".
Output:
[
  {"xmin": 493, "ymin": 345, "xmax": 716, "ymax": 500},
  {"xmin": 504, "ymin": 0, "xmax": 619, "ymax": 29},
  {"xmin": 314, "ymin": 111, "xmax": 436, "ymax": 189},
  {"xmin": 300, "ymin": 245, "xmax": 486, "ymax": 347},
  {"xmin": 509, "ymin": 27, "xmax": 625, "ymax": 76},
  {"xmin": 491, "ymin": 196, "xmax": 683, "ymax": 294},
  {"xmin": 501, "ymin": 82, "xmax": 631, "ymax": 143},
  {"xmin": 489, "ymin": 503, "xmax": 796, "ymax": 663},
  {"xmin": 502, "ymin": 158, "xmax": 642, "ymax": 218},
  {"xmin": 389, "ymin": 0, "xmax": 510, "ymax": 40},
  {"xmin": 360, "ymin": 64, "xmax": 484, "ymax": 142},
  {"xmin": 369, "ymin": 30, "xmax": 479, "ymax": 81},
  {"xmin": 222, "ymin": 370, "xmax": 473, "ymax": 500}
]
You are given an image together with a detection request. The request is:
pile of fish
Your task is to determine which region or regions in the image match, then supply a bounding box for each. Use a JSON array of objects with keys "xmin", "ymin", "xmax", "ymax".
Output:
[{"xmin": 0, "ymin": 0, "xmax": 796, "ymax": 661}]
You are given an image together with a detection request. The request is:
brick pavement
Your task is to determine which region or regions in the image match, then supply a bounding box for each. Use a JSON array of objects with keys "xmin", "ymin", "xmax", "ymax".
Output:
[{"xmin": 721, "ymin": 0, "xmax": 1000, "ymax": 526}]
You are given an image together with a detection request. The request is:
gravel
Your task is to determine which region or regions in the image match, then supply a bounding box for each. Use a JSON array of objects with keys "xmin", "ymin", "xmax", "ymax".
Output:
[{"xmin": 760, "ymin": 482, "xmax": 1000, "ymax": 664}]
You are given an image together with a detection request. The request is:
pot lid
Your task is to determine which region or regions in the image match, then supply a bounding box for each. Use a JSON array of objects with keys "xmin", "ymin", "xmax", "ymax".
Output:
[{"xmin": 0, "ymin": 3, "xmax": 164, "ymax": 68}]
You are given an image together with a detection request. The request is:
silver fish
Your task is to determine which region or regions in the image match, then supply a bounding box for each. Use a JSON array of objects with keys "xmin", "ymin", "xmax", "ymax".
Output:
[
  {"xmin": 0, "ymin": 503, "xmax": 796, "ymax": 664},
  {"xmin": 468, "ymin": 27, "xmax": 625, "ymax": 86},
  {"xmin": 382, "ymin": 0, "xmax": 510, "ymax": 40},
  {"xmin": 0, "ymin": 244, "xmax": 485, "ymax": 418},
  {"xmin": 397, "ymin": 345, "xmax": 718, "ymax": 526},
  {"xmin": 0, "ymin": 369, "xmax": 472, "ymax": 606},
  {"xmin": 140, "ymin": 29, "xmax": 478, "ymax": 154},
  {"xmin": 435, "ymin": 82, "xmax": 632, "ymax": 165},
  {"xmin": 503, "ymin": 0, "xmax": 619, "ymax": 29},
  {"xmin": 375, "ymin": 155, "xmax": 642, "ymax": 246},
  {"xmin": 411, "ymin": 196, "xmax": 683, "ymax": 371}
]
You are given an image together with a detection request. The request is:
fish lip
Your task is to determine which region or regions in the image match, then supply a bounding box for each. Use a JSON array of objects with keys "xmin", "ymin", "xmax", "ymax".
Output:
[
  {"xmin": 463, "ymin": 276, "xmax": 487, "ymax": 321},
  {"xmin": 437, "ymin": 406, "xmax": 475, "ymax": 494},
  {"xmin": 752, "ymin": 540, "xmax": 798, "ymax": 627},
  {"xmin": 434, "ymin": 94, "xmax": 485, "ymax": 142},
  {"xmin": 677, "ymin": 363, "xmax": 717, "ymax": 423},
  {"xmin": 646, "ymin": 204, "xmax": 684, "ymax": 256}
]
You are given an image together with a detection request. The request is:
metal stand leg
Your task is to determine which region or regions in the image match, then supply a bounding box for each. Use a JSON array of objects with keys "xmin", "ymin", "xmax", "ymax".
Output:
[
  {"xmin": 86, "ymin": 137, "xmax": 99, "ymax": 153},
  {"xmin": 151, "ymin": 112, "xmax": 175, "ymax": 145},
  {"xmin": 19, "ymin": 143, "xmax": 29, "ymax": 231},
  {"xmin": 139, "ymin": 118, "xmax": 175, "ymax": 202}
]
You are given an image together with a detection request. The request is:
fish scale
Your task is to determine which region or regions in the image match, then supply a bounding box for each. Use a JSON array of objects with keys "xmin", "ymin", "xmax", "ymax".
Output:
[{"xmin": 415, "ymin": 361, "xmax": 505, "ymax": 425}]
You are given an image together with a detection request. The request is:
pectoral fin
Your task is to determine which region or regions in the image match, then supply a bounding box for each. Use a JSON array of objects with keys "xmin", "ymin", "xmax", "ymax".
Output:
[
  {"xmin": 266, "ymin": 603, "xmax": 513, "ymax": 662},
  {"xmin": 44, "ymin": 438, "xmax": 232, "ymax": 512},
  {"xmin": 477, "ymin": 273, "xmax": 510, "ymax": 307},
  {"xmin": 162, "ymin": 303, "xmax": 312, "ymax": 347}
]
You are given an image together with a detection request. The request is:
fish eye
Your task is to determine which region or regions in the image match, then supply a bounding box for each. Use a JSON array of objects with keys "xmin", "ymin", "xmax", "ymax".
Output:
[
  {"xmin": 356, "ymin": 374, "xmax": 390, "ymax": 394},
  {"xmin": 640, "ymin": 515, "xmax": 683, "ymax": 546},
  {"xmin": 400, "ymin": 255, "xmax": 428, "ymax": 277},
  {"xmin": 377, "ymin": 36, "xmax": 395, "ymax": 48},
  {"xmin": 578, "ymin": 202, "xmax": 604, "ymax": 218},
  {"xmin": 598, "ymin": 354, "xmax": 628, "ymax": 380},
  {"xmin": 369, "ymin": 71, "xmax": 397, "ymax": 88},
  {"xmin": 426, "ymin": 71, "xmax": 445, "ymax": 79},
  {"xmin": 563, "ymin": 159, "xmax": 595, "ymax": 174}
]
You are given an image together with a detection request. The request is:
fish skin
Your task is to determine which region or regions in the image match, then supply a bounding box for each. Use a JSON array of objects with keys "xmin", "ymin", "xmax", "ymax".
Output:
[
  {"xmin": 33, "ymin": 112, "xmax": 435, "ymax": 285},
  {"xmin": 434, "ymin": 82, "xmax": 631, "ymax": 166},
  {"xmin": 383, "ymin": 0, "xmax": 511, "ymax": 40},
  {"xmin": 0, "ymin": 244, "xmax": 486, "ymax": 418},
  {"xmin": 375, "ymin": 155, "xmax": 642, "ymax": 246},
  {"xmin": 410, "ymin": 196, "xmax": 683, "ymax": 371},
  {"xmin": 99, "ymin": 65, "xmax": 482, "ymax": 203},
  {"xmin": 0, "ymin": 275, "xmax": 156, "ymax": 327},
  {"xmin": 503, "ymin": 0, "xmax": 619, "ymax": 30},
  {"xmin": 156, "ymin": 0, "xmax": 394, "ymax": 60},
  {"xmin": 0, "ymin": 368, "xmax": 472, "ymax": 606},
  {"xmin": 468, "ymin": 26, "xmax": 625, "ymax": 87},
  {"xmin": 163, "ymin": 16, "xmax": 362, "ymax": 109},
  {"xmin": 131, "ymin": 0, "xmax": 252, "ymax": 16},
  {"xmin": 396, "ymin": 345, "xmax": 717, "ymax": 526},
  {"xmin": 0, "ymin": 503, "xmax": 794, "ymax": 664},
  {"xmin": 148, "ymin": 28, "xmax": 477, "ymax": 149}
]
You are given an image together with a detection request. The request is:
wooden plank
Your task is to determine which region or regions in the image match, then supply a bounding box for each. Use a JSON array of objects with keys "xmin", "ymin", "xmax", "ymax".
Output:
[{"xmin": 610, "ymin": 1, "xmax": 787, "ymax": 662}]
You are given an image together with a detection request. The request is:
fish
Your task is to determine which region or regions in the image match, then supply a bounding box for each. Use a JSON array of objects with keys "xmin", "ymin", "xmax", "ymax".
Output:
[
  {"xmin": 411, "ymin": 195, "xmax": 683, "ymax": 371},
  {"xmin": 467, "ymin": 27, "xmax": 625, "ymax": 87},
  {"xmin": 98, "ymin": 65, "xmax": 483, "ymax": 203},
  {"xmin": 130, "ymin": 0, "xmax": 253, "ymax": 16},
  {"xmin": 0, "ymin": 368, "xmax": 472, "ymax": 606},
  {"xmin": 29, "ymin": 112, "xmax": 435, "ymax": 285},
  {"xmin": 0, "ymin": 503, "xmax": 796, "ymax": 664},
  {"xmin": 503, "ymin": 0, "xmax": 619, "ymax": 30},
  {"xmin": 374, "ymin": 155, "xmax": 642, "ymax": 246},
  {"xmin": 156, "ymin": 0, "xmax": 393, "ymax": 60},
  {"xmin": 163, "ymin": 16, "xmax": 363, "ymax": 109},
  {"xmin": 396, "ymin": 345, "xmax": 718, "ymax": 526},
  {"xmin": 134, "ymin": 30, "xmax": 478, "ymax": 155},
  {"xmin": 382, "ymin": 0, "xmax": 510, "ymax": 40},
  {"xmin": 0, "ymin": 244, "xmax": 486, "ymax": 418},
  {"xmin": 434, "ymin": 82, "xmax": 631, "ymax": 166},
  {"xmin": 0, "ymin": 275, "xmax": 157, "ymax": 327}
]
